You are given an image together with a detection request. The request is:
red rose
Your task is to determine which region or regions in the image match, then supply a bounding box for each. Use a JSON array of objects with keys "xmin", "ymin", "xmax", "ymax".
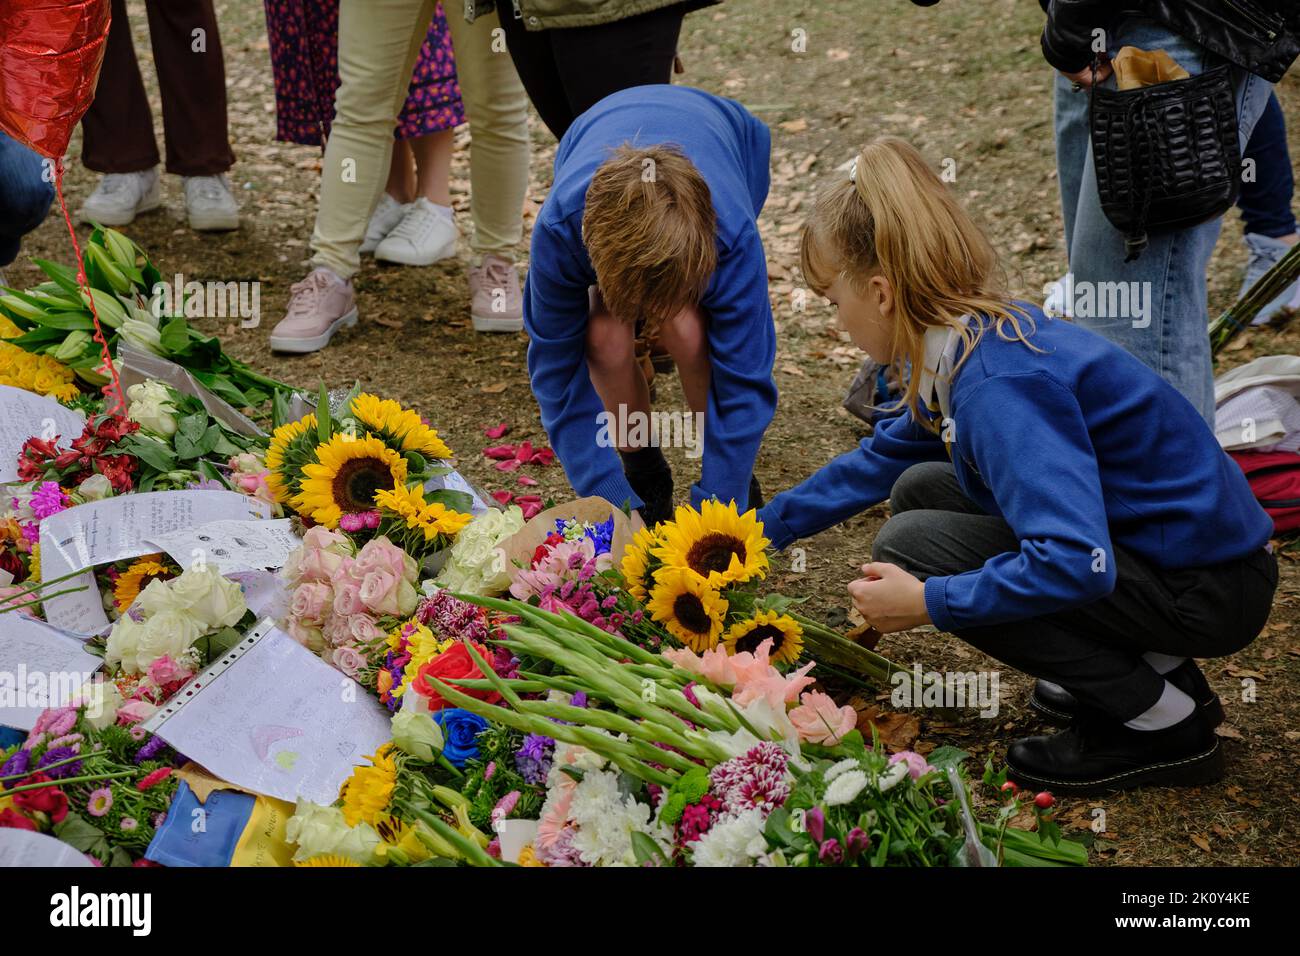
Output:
[
  {"xmin": 13, "ymin": 773, "xmax": 69, "ymax": 824},
  {"xmin": 413, "ymin": 641, "xmax": 502, "ymax": 710},
  {"xmin": 0, "ymin": 808, "xmax": 37, "ymax": 831}
]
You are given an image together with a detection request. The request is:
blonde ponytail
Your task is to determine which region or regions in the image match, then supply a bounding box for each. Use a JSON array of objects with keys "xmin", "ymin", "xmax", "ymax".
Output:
[{"xmin": 800, "ymin": 136, "xmax": 1034, "ymax": 428}]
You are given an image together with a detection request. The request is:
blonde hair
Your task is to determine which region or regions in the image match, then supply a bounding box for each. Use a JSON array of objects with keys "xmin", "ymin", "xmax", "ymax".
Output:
[
  {"xmin": 583, "ymin": 143, "xmax": 718, "ymax": 337},
  {"xmin": 800, "ymin": 136, "xmax": 1035, "ymax": 427}
]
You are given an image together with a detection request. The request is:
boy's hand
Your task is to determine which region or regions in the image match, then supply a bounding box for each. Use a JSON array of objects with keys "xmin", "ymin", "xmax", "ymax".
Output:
[
  {"xmin": 847, "ymin": 562, "xmax": 931, "ymax": 634},
  {"xmin": 1060, "ymin": 58, "xmax": 1111, "ymax": 90}
]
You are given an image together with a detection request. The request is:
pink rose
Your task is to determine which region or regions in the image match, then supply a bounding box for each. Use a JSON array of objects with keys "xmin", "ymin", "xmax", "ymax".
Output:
[
  {"xmin": 291, "ymin": 582, "xmax": 332, "ymax": 625},
  {"xmin": 347, "ymin": 615, "xmax": 384, "ymax": 643},
  {"xmin": 286, "ymin": 618, "xmax": 324, "ymax": 651},
  {"xmin": 332, "ymin": 646, "xmax": 366, "ymax": 678},
  {"xmin": 358, "ymin": 569, "xmax": 399, "ymax": 615},
  {"xmin": 322, "ymin": 615, "xmax": 354, "ymax": 648},
  {"xmin": 115, "ymin": 699, "xmax": 159, "ymax": 726},
  {"xmin": 146, "ymin": 655, "xmax": 190, "ymax": 687},
  {"xmin": 300, "ymin": 547, "xmax": 348, "ymax": 583},
  {"xmin": 356, "ymin": 536, "xmax": 414, "ymax": 582},
  {"xmin": 333, "ymin": 579, "xmax": 365, "ymax": 617},
  {"xmin": 888, "ymin": 750, "xmax": 936, "ymax": 781},
  {"xmin": 789, "ymin": 690, "xmax": 857, "ymax": 745}
]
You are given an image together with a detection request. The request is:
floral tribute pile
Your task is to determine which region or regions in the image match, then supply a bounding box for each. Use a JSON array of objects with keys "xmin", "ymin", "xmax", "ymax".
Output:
[{"xmin": 0, "ymin": 230, "xmax": 1086, "ymax": 868}]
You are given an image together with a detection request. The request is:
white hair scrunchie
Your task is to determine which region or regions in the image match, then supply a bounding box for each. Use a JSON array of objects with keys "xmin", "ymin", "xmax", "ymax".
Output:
[{"xmin": 848, "ymin": 155, "xmax": 859, "ymax": 183}]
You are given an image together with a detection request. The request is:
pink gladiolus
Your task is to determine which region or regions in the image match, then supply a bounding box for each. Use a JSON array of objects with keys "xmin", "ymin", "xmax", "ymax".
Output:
[{"xmin": 789, "ymin": 690, "xmax": 857, "ymax": 745}]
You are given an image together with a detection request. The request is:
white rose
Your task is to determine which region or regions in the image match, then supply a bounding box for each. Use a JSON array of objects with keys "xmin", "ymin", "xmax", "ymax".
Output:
[
  {"xmin": 128, "ymin": 398, "xmax": 178, "ymax": 438},
  {"xmin": 134, "ymin": 610, "xmax": 204, "ymax": 672},
  {"xmin": 166, "ymin": 565, "xmax": 247, "ymax": 630},
  {"xmin": 76, "ymin": 678, "xmax": 123, "ymax": 731},
  {"xmin": 137, "ymin": 576, "xmax": 184, "ymax": 617},
  {"xmin": 104, "ymin": 613, "xmax": 148, "ymax": 674},
  {"xmin": 77, "ymin": 474, "xmax": 113, "ymax": 502},
  {"xmin": 391, "ymin": 706, "xmax": 444, "ymax": 762}
]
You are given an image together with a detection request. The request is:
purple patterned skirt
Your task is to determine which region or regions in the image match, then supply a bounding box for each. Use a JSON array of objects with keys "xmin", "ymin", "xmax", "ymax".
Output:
[{"xmin": 262, "ymin": 0, "xmax": 465, "ymax": 146}]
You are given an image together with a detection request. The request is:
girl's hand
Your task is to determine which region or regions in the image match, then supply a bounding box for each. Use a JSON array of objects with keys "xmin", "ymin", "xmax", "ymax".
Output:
[
  {"xmin": 847, "ymin": 562, "xmax": 931, "ymax": 634},
  {"xmin": 1061, "ymin": 58, "xmax": 1111, "ymax": 90}
]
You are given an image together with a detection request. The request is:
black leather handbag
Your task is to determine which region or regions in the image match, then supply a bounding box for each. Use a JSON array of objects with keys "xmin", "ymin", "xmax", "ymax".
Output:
[{"xmin": 1089, "ymin": 62, "xmax": 1241, "ymax": 261}]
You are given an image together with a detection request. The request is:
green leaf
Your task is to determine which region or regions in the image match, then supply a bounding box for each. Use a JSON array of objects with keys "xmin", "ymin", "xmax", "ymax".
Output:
[
  {"xmin": 926, "ymin": 746, "xmax": 970, "ymax": 772},
  {"xmin": 33, "ymin": 258, "xmax": 82, "ymax": 297},
  {"xmin": 194, "ymin": 423, "xmax": 222, "ymax": 458},
  {"xmin": 53, "ymin": 812, "xmax": 109, "ymax": 854},
  {"xmin": 159, "ymin": 317, "xmax": 191, "ymax": 354},
  {"xmin": 196, "ymin": 458, "xmax": 233, "ymax": 489},
  {"xmin": 316, "ymin": 381, "xmax": 332, "ymax": 443},
  {"xmin": 423, "ymin": 488, "xmax": 475, "ymax": 513},
  {"xmin": 630, "ymin": 830, "xmax": 669, "ymax": 867},
  {"xmin": 123, "ymin": 435, "xmax": 177, "ymax": 474}
]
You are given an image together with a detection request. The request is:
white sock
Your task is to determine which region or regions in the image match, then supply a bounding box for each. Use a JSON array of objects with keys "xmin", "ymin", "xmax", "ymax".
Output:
[
  {"xmin": 1125, "ymin": 681, "xmax": 1195, "ymax": 731},
  {"xmin": 1143, "ymin": 652, "xmax": 1186, "ymax": 675}
]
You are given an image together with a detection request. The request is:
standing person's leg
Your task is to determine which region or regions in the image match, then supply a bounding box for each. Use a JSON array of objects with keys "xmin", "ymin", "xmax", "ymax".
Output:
[
  {"xmin": 446, "ymin": 9, "xmax": 531, "ymax": 332},
  {"xmin": 78, "ymin": 0, "xmax": 163, "ymax": 227},
  {"xmin": 1066, "ymin": 17, "xmax": 1273, "ymax": 426},
  {"xmin": 548, "ymin": 4, "xmax": 684, "ymax": 120},
  {"xmin": 143, "ymin": 0, "xmax": 240, "ymax": 231},
  {"xmin": 271, "ymin": 0, "xmax": 434, "ymax": 353},
  {"xmin": 494, "ymin": 10, "xmax": 580, "ymax": 140},
  {"xmin": 1237, "ymin": 92, "xmax": 1300, "ymax": 325},
  {"xmin": 0, "ymin": 132, "xmax": 54, "ymax": 270},
  {"xmin": 373, "ymin": 129, "xmax": 459, "ymax": 265}
]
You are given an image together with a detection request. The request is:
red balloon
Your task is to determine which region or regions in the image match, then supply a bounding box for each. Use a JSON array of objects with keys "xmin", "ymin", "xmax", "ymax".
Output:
[{"xmin": 0, "ymin": 0, "xmax": 111, "ymax": 159}]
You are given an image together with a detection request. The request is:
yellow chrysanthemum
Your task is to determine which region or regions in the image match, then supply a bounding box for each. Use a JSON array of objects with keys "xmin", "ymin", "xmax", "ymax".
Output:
[
  {"xmin": 620, "ymin": 525, "xmax": 662, "ymax": 603},
  {"xmin": 723, "ymin": 610, "xmax": 805, "ymax": 666},
  {"xmin": 294, "ymin": 854, "xmax": 362, "ymax": 867},
  {"xmin": 265, "ymin": 414, "xmax": 317, "ymax": 504},
  {"xmin": 114, "ymin": 557, "xmax": 173, "ymax": 612},
  {"xmin": 518, "ymin": 844, "xmax": 545, "ymax": 867},
  {"xmin": 296, "ymin": 434, "xmax": 408, "ymax": 529},
  {"xmin": 339, "ymin": 744, "xmax": 398, "ymax": 827},
  {"xmin": 646, "ymin": 567, "xmax": 728, "ymax": 652},
  {"xmin": 374, "ymin": 483, "xmax": 473, "ymax": 542},
  {"xmin": 384, "ymin": 620, "xmax": 453, "ymax": 699},
  {"xmin": 351, "ymin": 393, "xmax": 453, "ymax": 459},
  {"xmin": 653, "ymin": 500, "xmax": 770, "ymax": 587}
]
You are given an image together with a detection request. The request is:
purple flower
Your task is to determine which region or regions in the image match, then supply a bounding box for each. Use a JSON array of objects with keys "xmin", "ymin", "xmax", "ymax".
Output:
[
  {"xmin": 569, "ymin": 691, "xmax": 588, "ymax": 709},
  {"xmin": 846, "ymin": 827, "xmax": 872, "ymax": 859},
  {"xmin": 805, "ymin": 806, "xmax": 826, "ymax": 845},
  {"xmin": 187, "ymin": 477, "xmax": 226, "ymax": 492},
  {"xmin": 818, "ymin": 838, "xmax": 845, "ymax": 865},
  {"xmin": 134, "ymin": 735, "xmax": 168, "ymax": 765},
  {"xmin": 1, "ymin": 748, "xmax": 31, "ymax": 778},
  {"xmin": 515, "ymin": 733, "xmax": 555, "ymax": 785},
  {"xmin": 30, "ymin": 481, "xmax": 69, "ymax": 520},
  {"xmin": 36, "ymin": 746, "xmax": 81, "ymax": 778}
]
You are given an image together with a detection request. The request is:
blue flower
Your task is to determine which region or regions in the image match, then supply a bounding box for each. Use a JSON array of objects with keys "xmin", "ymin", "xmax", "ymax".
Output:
[{"xmin": 432, "ymin": 708, "xmax": 489, "ymax": 768}]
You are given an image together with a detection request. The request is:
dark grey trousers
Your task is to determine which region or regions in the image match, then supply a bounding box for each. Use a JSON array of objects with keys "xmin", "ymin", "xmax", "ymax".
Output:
[{"xmin": 873, "ymin": 462, "xmax": 1278, "ymax": 721}]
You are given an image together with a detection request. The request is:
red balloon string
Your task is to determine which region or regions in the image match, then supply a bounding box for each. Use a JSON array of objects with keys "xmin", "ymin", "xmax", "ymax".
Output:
[{"xmin": 52, "ymin": 157, "xmax": 126, "ymax": 416}]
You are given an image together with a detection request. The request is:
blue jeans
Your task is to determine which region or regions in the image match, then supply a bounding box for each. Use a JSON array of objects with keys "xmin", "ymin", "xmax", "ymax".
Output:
[
  {"xmin": 1054, "ymin": 17, "xmax": 1274, "ymax": 426},
  {"xmin": 1239, "ymin": 93, "xmax": 1296, "ymax": 239},
  {"xmin": 0, "ymin": 131, "xmax": 53, "ymax": 268}
]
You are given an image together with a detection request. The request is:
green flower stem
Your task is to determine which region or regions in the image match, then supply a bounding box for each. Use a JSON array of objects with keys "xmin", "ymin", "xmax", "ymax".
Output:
[
  {"xmin": 0, "ymin": 585, "xmax": 91, "ymax": 615},
  {"xmin": 2, "ymin": 769, "xmax": 138, "ymax": 795},
  {"xmin": 409, "ymin": 807, "xmax": 500, "ymax": 867},
  {"xmin": 515, "ymin": 699, "xmax": 707, "ymax": 769},
  {"xmin": 0, "ymin": 750, "xmax": 107, "ymax": 782}
]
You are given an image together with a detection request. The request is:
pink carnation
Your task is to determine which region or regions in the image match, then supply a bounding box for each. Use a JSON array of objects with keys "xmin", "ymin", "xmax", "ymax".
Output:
[{"xmin": 789, "ymin": 691, "xmax": 857, "ymax": 745}]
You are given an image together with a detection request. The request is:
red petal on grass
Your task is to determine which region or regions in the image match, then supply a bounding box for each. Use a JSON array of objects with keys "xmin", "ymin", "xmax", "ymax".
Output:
[
  {"xmin": 530, "ymin": 448, "xmax": 556, "ymax": 466},
  {"xmin": 517, "ymin": 475, "xmax": 539, "ymax": 487},
  {"xmin": 491, "ymin": 490, "xmax": 515, "ymax": 505},
  {"xmin": 514, "ymin": 440, "xmax": 534, "ymax": 462},
  {"xmin": 484, "ymin": 422, "xmax": 510, "ymax": 439},
  {"xmin": 483, "ymin": 445, "xmax": 516, "ymax": 460},
  {"xmin": 495, "ymin": 458, "xmax": 523, "ymax": 472},
  {"xmin": 515, "ymin": 494, "xmax": 544, "ymax": 519}
]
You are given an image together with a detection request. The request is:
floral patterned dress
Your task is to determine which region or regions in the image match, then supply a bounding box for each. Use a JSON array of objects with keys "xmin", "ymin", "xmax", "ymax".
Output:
[{"xmin": 262, "ymin": 0, "xmax": 465, "ymax": 146}]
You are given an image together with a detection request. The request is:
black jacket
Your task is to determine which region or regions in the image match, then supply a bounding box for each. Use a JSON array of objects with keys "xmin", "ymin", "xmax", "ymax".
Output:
[{"xmin": 1039, "ymin": 0, "xmax": 1300, "ymax": 82}]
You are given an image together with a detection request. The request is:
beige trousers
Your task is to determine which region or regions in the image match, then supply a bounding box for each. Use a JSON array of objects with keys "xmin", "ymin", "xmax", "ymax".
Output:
[{"xmin": 310, "ymin": 0, "xmax": 530, "ymax": 278}]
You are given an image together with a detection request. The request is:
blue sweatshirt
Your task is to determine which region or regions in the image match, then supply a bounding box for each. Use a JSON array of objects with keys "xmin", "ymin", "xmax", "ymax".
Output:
[
  {"xmin": 524, "ymin": 85, "xmax": 777, "ymax": 512},
  {"xmin": 758, "ymin": 305, "xmax": 1273, "ymax": 633}
]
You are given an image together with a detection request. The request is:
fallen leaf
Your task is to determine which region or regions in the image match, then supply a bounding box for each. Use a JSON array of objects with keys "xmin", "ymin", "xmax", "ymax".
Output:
[
  {"xmin": 854, "ymin": 704, "xmax": 919, "ymax": 751},
  {"xmin": 1191, "ymin": 833, "xmax": 1212, "ymax": 852},
  {"xmin": 480, "ymin": 382, "xmax": 508, "ymax": 394},
  {"xmin": 779, "ymin": 117, "xmax": 809, "ymax": 133}
]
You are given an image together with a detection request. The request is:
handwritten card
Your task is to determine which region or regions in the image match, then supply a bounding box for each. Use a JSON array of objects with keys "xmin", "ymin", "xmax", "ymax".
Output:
[
  {"xmin": 0, "ymin": 385, "xmax": 85, "ymax": 484},
  {"xmin": 143, "ymin": 621, "xmax": 391, "ymax": 805},
  {"xmin": 147, "ymin": 518, "xmax": 300, "ymax": 575},
  {"xmin": 0, "ymin": 829, "xmax": 94, "ymax": 867},
  {"xmin": 38, "ymin": 490, "xmax": 272, "ymax": 635},
  {"xmin": 0, "ymin": 615, "xmax": 103, "ymax": 730}
]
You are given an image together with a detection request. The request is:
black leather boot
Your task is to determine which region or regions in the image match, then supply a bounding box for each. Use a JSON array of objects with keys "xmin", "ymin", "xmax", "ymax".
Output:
[
  {"xmin": 747, "ymin": 475, "xmax": 764, "ymax": 512},
  {"xmin": 1006, "ymin": 707, "xmax": 1223, "ymax": 796},
  {"xmin": 622, "ymin": 447, "xmax": 674, "ymax": 525},
  {"xmin": 1029, "ymin": 659, "xmax": 1224, "ymax": 727}
]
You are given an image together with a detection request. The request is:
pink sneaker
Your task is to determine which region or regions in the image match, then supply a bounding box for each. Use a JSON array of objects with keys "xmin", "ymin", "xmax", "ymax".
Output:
[
  {"xmin": 468, "ymin": 255, "xmax": 523, "ymax": 333},
  {"xmin": 269, "ymin": 268, "xmax": 358, "ymax": 353}
]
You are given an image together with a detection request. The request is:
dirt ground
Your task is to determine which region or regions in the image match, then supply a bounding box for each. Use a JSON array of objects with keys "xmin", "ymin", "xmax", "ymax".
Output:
[{"xmin": 13, "ymin": 0, "xmax": 1300, "ymax": 865}]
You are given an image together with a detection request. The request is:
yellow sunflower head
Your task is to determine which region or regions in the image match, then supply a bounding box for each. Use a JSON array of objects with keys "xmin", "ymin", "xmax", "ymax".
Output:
[
  {"xmin": 724, "ymin": 610, "xmax": 805, "ymax": 666},
  {"xmin": 646, "ymin": 567, "xmax": 728, "ymax": 652},
  {"xmin": 114, "ymin": 557, "xmax": 174, "ymax": 612},
  {"xmin": 653, "ymin": 500, "xmax": 770, "ymax": 587},
  {"xmin": 350, "ymin": 393, "xmax": 453, "ymax": 460},
  {"xmin": 619, "ymin": 525, "xmax": 663, "ymax": 602},
  {"xmin": 296, "ymin": 434, "xmax": 409, "ymax": 529},
  {"xmin": 339, "ymin": 744, "xmax": 398, "ymax": 828},
  {"xmin": 266, "ymin": 414, "xmax": 318, "ymax": 504},
  {"xmin": 294, "ymin": 854, "xmax": 362, "ymax": 867}
]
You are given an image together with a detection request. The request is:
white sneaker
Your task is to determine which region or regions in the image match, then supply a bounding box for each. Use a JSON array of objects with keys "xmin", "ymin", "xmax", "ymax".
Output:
[
  {"xmin": 360, "ymin": 193, "xmax": 409, "ymax": 255},
  {"xmin": 77, "ymin": 169, "xmax": 162, "ymax": 227},
  {"xmin": 374, "ymin": 197, "xmax": 458, "ymax": 266},
  {"xmin": 184, "ymin": 174, "xmax": 240, "ymax": 232}
]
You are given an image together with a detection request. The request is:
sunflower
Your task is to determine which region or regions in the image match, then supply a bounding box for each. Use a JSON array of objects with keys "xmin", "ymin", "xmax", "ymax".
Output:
[
  {"xmin": 724, "ymin": 610, "xmax": 805, "ymax": 666},
  {"xmin": 294, "ymin": 855, "xmax": 362, "ymax": 867},
  {"xmin": 265, "ymin": 414, "xmax": 318, "ymax": 504},
  {"xmin": 296, "ymin": 434, "xmax": 409, "ymax": 529},
  {"xmin": 653, "ymin": 500, "xmax": 770, "ymax": 587},
  {"xmin": 339, "ymin": 744, "xmax": 398, "ymax": 828},
  {"xmin": 113, "ymin": 557, "xmax": 174, "ymax": 612},
  {"xmin": 350, "ymin": 393, "xmax": 453, "ymax": 460},
  {"xmin": 374, "ymin": 483, "xmax": 473, "ymax": 542},
  {"xmin": 646, "ymin": 567, "xmax": 728, "ymax": 652},
  {"xmin": 619, "ymin": 525, "xmax": 662, "ymax": 602}
]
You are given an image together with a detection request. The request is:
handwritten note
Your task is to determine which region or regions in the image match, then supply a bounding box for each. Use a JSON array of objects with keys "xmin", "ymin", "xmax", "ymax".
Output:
[
  {"xmin": 0, "ymin": 829, "xmax": 94, "ymax": 867},
  {"xmin": 38, "ymin": 490, "xmax": 272, "ymax": 635},
  {"xmin": 0, "ymin": 385, "xmax": 85, "ymax": 484},
  {"xmin": 0, "ymin": 615, "xmax": 102, "ymax": 730},
  {"xmin": 144, "ymin": 622, "xmax": 391, "ymax": 805},
  {"xmin": 147, "ymin": 518, "xmax": 300, "ymax": 574}
]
